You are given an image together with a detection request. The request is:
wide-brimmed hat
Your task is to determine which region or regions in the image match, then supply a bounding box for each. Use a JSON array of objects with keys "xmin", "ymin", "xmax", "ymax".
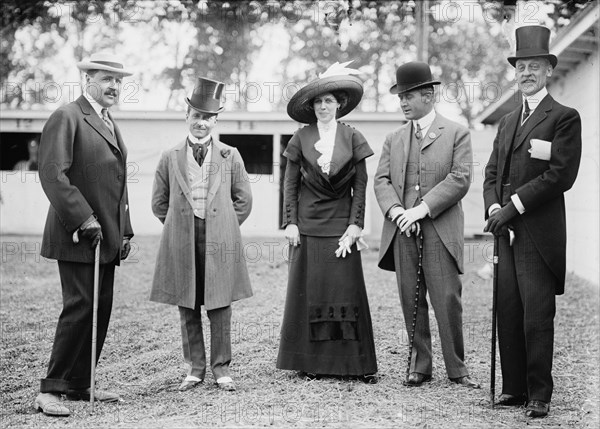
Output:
[
  {"xmin": 185, "ymin": 77, "xmax": 225, "ymax": 114},
  {"xmin": 77, "ymin": 52, "xmax": 133, "ymax": 76},
  {"xmin": 508, "ymin": 25, "xmax": 557, "ymax": 68},
  {"xmin": 390, "ymin": 62, "xmax": 440, "ymax": 95},
  {"xmin": 287, "ymin": 61, "xmax": 364, "ymax": 124}
]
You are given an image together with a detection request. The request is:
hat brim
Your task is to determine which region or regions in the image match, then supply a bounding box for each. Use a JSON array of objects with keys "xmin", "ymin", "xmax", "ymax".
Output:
[
  {"xmin": 390, "ymin": 80, "xmax": 441, "ymax": 95},
  {"xmin": 184, "ymin": 98, "xmax": 224, "ymax": 114},
  {"xmin": 287, "ymin": 75, "xmax": 363, "ymax": 124},
  {"xmin": 77, "ymin": 61, "xmax": 133, "ymax": 76},
  {"xmin": 507, "ymin": 54, "xmax": 558, "ymax": 68}
]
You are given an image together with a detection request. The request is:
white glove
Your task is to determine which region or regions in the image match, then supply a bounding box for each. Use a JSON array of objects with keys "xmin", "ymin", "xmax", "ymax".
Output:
[{"xmin": 398, "ymin": 203, "xmax": 429, "ymax": 233}]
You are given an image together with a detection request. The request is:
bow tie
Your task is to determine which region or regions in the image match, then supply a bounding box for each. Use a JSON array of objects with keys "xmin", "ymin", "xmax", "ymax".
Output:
[{"xmin": 188, "ymin": 139, "xmax": 210, "ymax": 166}]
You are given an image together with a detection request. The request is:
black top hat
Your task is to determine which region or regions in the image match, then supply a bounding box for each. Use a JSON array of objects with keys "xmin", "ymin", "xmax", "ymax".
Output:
[
  {"xmin": 507, "ymin": 25, "xmax": 557, "ymax": 68},
  {"xmin": 185, "ymin": 77, "xmax": 225, "ymax": 114},
  {"xmin": 390, "ymin": 62, "xmax": 440, "ymax": 95}
]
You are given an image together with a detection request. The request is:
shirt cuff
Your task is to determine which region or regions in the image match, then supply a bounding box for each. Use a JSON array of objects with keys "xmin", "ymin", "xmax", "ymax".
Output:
[
  {"xmin": 420, "ymin": 200, "xmax": 430, "ymax": 216},
  {"xmin": 511, "ymin": 194, "xmax": 526, "ymax": 214},
  {"xmin": 488, "ymin": 203, "xmax": 501, "ymax": 217}
]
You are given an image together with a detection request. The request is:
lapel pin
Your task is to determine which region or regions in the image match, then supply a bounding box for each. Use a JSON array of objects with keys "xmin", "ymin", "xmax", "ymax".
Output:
[{"xmin": 428, "ymin": 132, "xmax": 436, "ymax": 139}]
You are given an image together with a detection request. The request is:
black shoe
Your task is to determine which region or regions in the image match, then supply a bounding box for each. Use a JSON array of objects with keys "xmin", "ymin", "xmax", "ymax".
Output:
[
  {"xmin": 525, "ymin": 400, "xmax": 549, "ymax": 418},
  {"xmin": 359, "ymin": 374, "xmax": 379, "ymax": 384},
  {"xmin": 450, "ymin": 376, "xmax": 481, "ymax": 389},
  {"xmin": 404, "ymin": 372, "xmax": 432, "ymax": 387},
  {"xmin": 495, "ymin": 393, "xmax": 527, "ymax": 407},
  {"xmin": 297, "ymin": 371, "xmax": 320, "ymax": 380}
]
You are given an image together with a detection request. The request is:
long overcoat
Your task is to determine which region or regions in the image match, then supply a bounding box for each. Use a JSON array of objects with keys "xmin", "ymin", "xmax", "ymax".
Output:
[
  {"xmin": 374, "ymin": 113, "xmax": 472, "ymax": 273},
  {"xmin": 39, "ymin": 95, "xmax": 133, "ymax": 264},
  {"xmin": 150, "ymin": 139, "xmax": 253, "ymax": 310},
  {"xmin": 483, "ymin": 94, "xmax": 581, "ymax": 294}
]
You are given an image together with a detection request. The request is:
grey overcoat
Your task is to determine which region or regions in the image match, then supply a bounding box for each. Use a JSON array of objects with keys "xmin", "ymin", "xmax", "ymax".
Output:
[{"xmin": 150, "ymin": 139, "xmax": 253, "ymax": 310}]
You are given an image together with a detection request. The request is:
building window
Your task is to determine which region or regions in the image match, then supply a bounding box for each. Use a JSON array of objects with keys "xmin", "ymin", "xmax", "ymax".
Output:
[
  {"xmin": 1, "ymin": 132, "xmax": 41, "ymax": 171},
  {"xmin": 218, "ymin": 134, "xmax": 273, "ymax": 175}
]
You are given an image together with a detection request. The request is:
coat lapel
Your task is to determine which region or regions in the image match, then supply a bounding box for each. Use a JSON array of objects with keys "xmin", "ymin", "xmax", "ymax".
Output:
[
  {"xmin": 514, "ymin": 94, "xmax": 553, "ymax": 151},
  {"xmin": 206, "ymin": 139, "xmax": 225, "ymax": 207},
  {"xmin": 77, "ymin": 96, "xmax": 121, "ymax": 152},
  {"xmin": 420, "ymin": 117, "xmax": 443, "ymax": 151},
  {"xmin": 171, "ymin": 140, "xmax": 194, "ymax": 208}
]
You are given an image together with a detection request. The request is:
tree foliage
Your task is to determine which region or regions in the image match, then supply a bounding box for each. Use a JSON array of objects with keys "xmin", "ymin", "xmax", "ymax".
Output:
[{"xmin": 1, "ymin": 0, "xmax": 593, "ymax": 125}]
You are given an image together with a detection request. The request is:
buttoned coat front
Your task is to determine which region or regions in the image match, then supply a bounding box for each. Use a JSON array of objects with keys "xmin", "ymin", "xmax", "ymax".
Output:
[
  {"xmin": 483, "ymin": 94, "xmax": 581, "ymax": 293},
  {"xmin": 39, "ymin": 95, "xmax": 133, "ymax": 264},
  {"xmin": 150, "ymin": 139, "xmax": 253, "ymax": 310},
  {"xmin": 374, "ymin": 113, "xmax": 472, "ymax": 273}
]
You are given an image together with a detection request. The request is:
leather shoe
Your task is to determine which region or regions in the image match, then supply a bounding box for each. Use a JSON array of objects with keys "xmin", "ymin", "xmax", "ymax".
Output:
[
  {"xmin": 216, "ymin": 376, "xmax": 236, "ymax": 391},
  {"xmin": 359, "ymin": 374, "xmax": 379, "ymax": 384},
  {"xmin": 179, "ymin": 375, "xmax": 202, "ymax": 391},
  {"xmin": 34, "ymin": 393, "xmax": 70, "ymax": 417},
  {"xmin": 66, "ymin": 388, "xmax": 119, "ymax": 402},
  {"xmin": 526, "ymin": 400, "xmax": 549, "ymax": 418},
  {"xmin": 450, "ymin": 376, "xmax": 481, "ymax": 389},
  {"xmin": 495, "ymin": 393, "xmax": 527, "ymax": 407},
  {"xmin": 404, "ymin": 372, "xmax": 432, "ymax": 386}
]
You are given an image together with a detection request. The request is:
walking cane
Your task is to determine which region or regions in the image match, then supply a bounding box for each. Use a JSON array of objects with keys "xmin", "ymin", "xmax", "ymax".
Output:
[
  {"xmin": 490, "ymin": 235, "xmax": 499, "ymax": 408},
  {"xmin": 90, "ymin": 240, "xmax": 100, "ymax": 412},
  {"xmin": 405, "ymin": 228, "xmax": 424, "ymax": 382}
]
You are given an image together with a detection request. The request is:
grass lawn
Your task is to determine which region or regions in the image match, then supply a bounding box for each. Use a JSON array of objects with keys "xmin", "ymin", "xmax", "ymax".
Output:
[{"xmin": 1, "ymin": 235, "xmax": 598, "ymax": 428}]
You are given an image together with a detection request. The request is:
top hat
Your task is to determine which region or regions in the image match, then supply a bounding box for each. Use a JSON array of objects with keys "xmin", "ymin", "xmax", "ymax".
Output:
[
  {"xmin": 185, "ymin": 77, "xmax": 225, "ymax": 114},
  {"xmin": 389, "ymin": 62, "xmax": 440, "ymax": 95},
  {"xmin": 287, "ymin": 62, "xmax": 364, "ymax": 124},
  {"xmin": 77, "ymin": 52, "xmax": 133, "ymax": 76},
  {"xmin": 507, "ymin": 25, "xmax": 557, "ymax": 68}
]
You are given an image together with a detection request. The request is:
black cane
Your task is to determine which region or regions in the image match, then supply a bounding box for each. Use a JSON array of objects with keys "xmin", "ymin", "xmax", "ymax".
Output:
[
  {"xmin": 490, "ymin": 235, "xmax": 499, "ymax": 408},
  {"xmin": 405, "ymin": 228, "xmax": 424, "ymax": 382}
]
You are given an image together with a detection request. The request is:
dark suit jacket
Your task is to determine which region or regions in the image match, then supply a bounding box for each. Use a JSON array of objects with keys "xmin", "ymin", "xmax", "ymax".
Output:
[
  {"xmin": 281, "ymin": 122, "xmax": 373, "ymax": 236},
  {"xmin": 483, "ymin": 94, "xmax": 581, "ymax": 293},
  {"xmin": 39, "ymin": 95, "xmax": 133, "ymax": 264}
]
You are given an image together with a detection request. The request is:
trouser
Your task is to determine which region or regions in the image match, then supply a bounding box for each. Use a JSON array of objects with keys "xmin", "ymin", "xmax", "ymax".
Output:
[
  {"xmin": 41, "ymin": 260, "xmax": 116, "ymax": 393},
  {"xmin": 496, "ymin": 216, "xmax": 556, "ymax": 403},
  {"xmin": 392, "ymin": 218, "xmax": 468, "ymax": 379}
]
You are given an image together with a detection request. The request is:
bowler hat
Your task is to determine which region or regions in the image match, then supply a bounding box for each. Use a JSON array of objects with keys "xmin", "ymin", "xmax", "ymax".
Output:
[
  {"xmin": 185, "ymin": 77, "xmax": 225, "ymax": 114},
  {"xmin": 77, "ymin": 52, "xmax": 133, "ymax": 76},
  {"xmin": 390, "ymin": 62, "xmax": 440, "ymax": 95},
  {"xmin": 287, "ymin": 62, "xmax": 364, "ymax": 124},
  {"xmin": 508, "ymin": 25, "xmax": 557, "ymax": 68}
]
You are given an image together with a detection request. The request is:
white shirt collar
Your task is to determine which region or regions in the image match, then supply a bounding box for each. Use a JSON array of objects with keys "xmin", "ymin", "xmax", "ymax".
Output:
[
  {"xmin": 187, "ymin": 133, "xmax": 212, "ymax": 145},
  {"xmin": 523, "ymin": 87, "xmax": 548, "ymax": 112},
  {"xmin": 83, "ymin": 91, "xmax": 105, "ymax": 117},
  {"xmin": 317, "ymin": 118, "xmax": 337, "ymax": 133},
  {"xmin": 413, "ymin": 109, "xmax": 436, "ymax": 136}
]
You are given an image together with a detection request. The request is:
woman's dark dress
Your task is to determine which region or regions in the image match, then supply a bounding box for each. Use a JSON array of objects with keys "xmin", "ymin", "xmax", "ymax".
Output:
[{"xmin": 276, "ymin": 122, "xmax": 378, "ymax": 376}]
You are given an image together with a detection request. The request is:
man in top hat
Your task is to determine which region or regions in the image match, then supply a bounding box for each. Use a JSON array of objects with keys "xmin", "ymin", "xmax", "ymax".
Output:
[
  {"xmin": 483, "ymin": 25, "xmax": 581, "ymax": 418},
  {"xmin": 35, "ymin": 52, "xmax": 134, "ymax": 416},
  {"xmin": 150, "ymin": 77, "xmax": 252, "ymax": 392},
  {"xmin": 374, "ymin": 61, "xmax": 478, "ymax": 389}
]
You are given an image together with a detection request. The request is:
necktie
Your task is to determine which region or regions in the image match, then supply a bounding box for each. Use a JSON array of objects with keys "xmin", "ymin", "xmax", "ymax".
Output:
[
  {"xmin": 522, "ymin": 100, "xmax": 531, "ymax": 123},
  {"xmin": 415, "ymin": 123, "xmax": 422, "ymax": 140},
  {"xmin": 189, "ymin": 140, "xmax": 209, "ymax": 166},
  {"xmin": 101, "ymin": 108, "xmax": 115, "ymax": 136}
]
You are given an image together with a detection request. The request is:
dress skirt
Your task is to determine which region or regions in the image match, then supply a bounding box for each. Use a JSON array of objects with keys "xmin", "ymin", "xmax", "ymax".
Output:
[{"xmin": 276, "ymin": 235, "xmax": 378, "ymax": 375}]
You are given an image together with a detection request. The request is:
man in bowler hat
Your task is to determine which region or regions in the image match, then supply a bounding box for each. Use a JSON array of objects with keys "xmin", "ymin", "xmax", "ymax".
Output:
[
  {"xmin": 150, "ymin": 77, "xmax": 252, "ymax": 392},
  {"xmin": 484, "ymin": 25, "xmax": 581, "ymax": 418},
  {"xmin": 35, "ymin": 52, "xmax": 134, "ymax": 416},
  {"xmin": 374, "ymin": 62, "xmax": 479, "ymax": 388}
]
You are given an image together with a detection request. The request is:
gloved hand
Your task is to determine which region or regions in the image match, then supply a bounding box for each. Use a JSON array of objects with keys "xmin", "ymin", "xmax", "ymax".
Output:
[
  {"xmin": 121, "ymin": 238, "xmax": 131, "ymax": 260},
  {"xmin": 79, "ymin": 215, "xmax": 102, "ymax": 248},
  {"xmin": 285, "ymin": 224, "xmax": 300, "ymax": 247},
  {"xmin": 484, "ymin": 202, "xmax": 519, "ymax": 235},
  {"xmin": 398, "ymin": 203, "xmax": 428, "ymax": 233},
  {"xmin": 339, "ymin": 224, "xmax": 362, "ymax": 246}
]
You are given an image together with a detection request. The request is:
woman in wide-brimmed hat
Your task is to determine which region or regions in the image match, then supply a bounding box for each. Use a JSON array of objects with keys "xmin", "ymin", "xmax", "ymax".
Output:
[{"xmin": 276, "ymin": 62, "xmax": 378, "ymax": 382}]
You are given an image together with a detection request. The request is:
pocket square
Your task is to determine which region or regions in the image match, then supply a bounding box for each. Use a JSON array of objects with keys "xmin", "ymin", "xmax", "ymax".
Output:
[{"xmin": 528, "ymin": 138, "xmax": 551, "ymax": 161}]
